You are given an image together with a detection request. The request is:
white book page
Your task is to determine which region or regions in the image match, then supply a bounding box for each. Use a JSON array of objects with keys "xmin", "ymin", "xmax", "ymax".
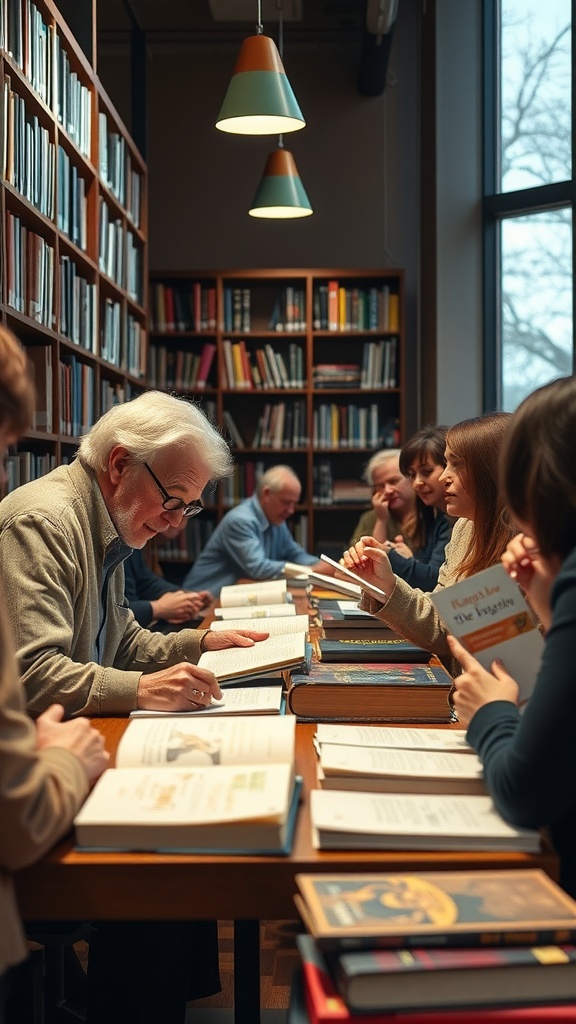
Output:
[
  {"xmin": 320, "ymin": 745, "xmax": 483, "ymax": 781},
  {"xmin": 320, "ymin": 554, "xmax": 388, "ymax": 602},
  {"xmin": 117, "ymin": 714, "xmax": 295, "ymax": 768},
  {"xmin": 198, "ymin": 632, "xmax": 306, "ymax": 681},
  {"xmin": 315, "ymin": 724, "xmax": 471, "ymax": 752},
  {"xmin": 307, "ymin": 572, "xmax": 362, "ymax": 599},
  {"xmin": 211, "ymin": 614, "xmax": 309, "ymax": 635},
  {"xmin": 220, "ymin": 579, "xmax": 288, "ymax": 607},
  {"xmin": 214, "ymin": 604, "xmax": 296, "ymax": 619},
  {"xmin": 310, "ymin": 790, "xmax": 539, "ymax": 840},
  {"xmin": 130, "ymin": 685, "xmax": 283, "ymax": 718}
]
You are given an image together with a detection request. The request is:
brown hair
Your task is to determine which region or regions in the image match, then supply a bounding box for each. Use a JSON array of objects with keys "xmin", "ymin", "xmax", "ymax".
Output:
[
  {"xmin": 501, "ymin": 376, "xmax": 576, "ymax": 559},
  {"xmin": 447, "ymin": 412, "xmax": 514, "ymax": 578},
  {"xmin": 399, "ymin": 425, "xmax": 448, "ymax": 549},
  {"xmin": 0, "ymin": 326, "xmax": 35, "ymax": 436}
]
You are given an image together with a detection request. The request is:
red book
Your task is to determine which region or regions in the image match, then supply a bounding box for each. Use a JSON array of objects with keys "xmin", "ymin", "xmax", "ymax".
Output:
[
  {"xmin": 163, "ymin": 285, "xmax": 175, "ymax": 331},
  {"xmin": 195, "ymin": 342, "xmax": 216, "ymax": 389}
]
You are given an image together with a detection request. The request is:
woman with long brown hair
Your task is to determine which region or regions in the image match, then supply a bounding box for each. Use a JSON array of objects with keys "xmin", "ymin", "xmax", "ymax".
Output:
[{"xmin": 341, "ymin": 412, "xmax": 514, "ymax": 665}]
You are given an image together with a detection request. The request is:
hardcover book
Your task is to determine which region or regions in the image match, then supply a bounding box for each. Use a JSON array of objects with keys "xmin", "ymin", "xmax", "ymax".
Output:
[
  {"xmin": 308, "ymin": 791, "xmax": 541, "ymax": 853},
  {"xmin": 316, "ymin": 599, "xmax": 393, "ymax": 633},
  {"xmin": 294, "ymin": 869, "xmax": 576, "ymax": 952},
  {"xmin": 74, "ymin": 715, "xmax": 299, "ymax": 853},
  {"xmin": 292, "ymin": 937, "xmax": 576, "ymax": 1024},
  {"xmin": 287, "ymin": 662, "xmax": 453, "ymax": 723},
  {"xmin": 430, "ymin": 563, "xmax": 544, "ymax": 706},
  {"xmin": 318, "ymin": 638, "xmax": 431, "ymax": 664},
  {"xmin": 331, "ymin": 943, "xmax": 576, "ymax": 1014}
]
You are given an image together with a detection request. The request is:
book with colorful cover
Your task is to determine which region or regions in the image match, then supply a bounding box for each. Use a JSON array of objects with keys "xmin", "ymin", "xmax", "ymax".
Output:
[
  {"xmin": 292, "ymin": 936, "xmax": 576, "ymax": 1024},
  {"xmin": 287, "ymin": 661, "xmax": 453, "ymax": 723},
  {"xmin": 319, "ymin": 637, "xmax": 431, "ymax": 664},
  {"xmin": 294, "ymin": 870, "xmax": 576, "ymax": 952}
]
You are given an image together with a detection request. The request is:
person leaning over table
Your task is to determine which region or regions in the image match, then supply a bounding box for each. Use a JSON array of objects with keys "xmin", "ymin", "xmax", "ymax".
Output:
[
  {"xmin": 348, "ymin": 447, "xmax": 418, "ymax": 548},
  {"xmin": 341, "ymin": 413, "xmax": 515, "ymax": 673},
  {"xmin": 183, "ymin": 463, "xmax": 337, "ymax": 597},
  {"xmin": 0, "ymin": 327, "xmax": 108, "ymax": 1024},
  {"xmin": 448, "ymin": 376, "xmax": 576, "ymax": 900},
  {"xmin": 0, "ymin": 387, "xmax": 268, "ymax": 1024}
]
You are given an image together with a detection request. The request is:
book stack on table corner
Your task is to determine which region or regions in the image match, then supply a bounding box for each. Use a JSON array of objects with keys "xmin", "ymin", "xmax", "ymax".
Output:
[{"xmin": 289, "ymin": 869, "xmax": 576, "ymax": 1022}]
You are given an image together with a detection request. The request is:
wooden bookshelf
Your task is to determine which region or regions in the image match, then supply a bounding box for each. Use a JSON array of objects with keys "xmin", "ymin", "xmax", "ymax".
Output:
[
  {"xmin": 0, "ymin": 0, "xmax": 147, "ymax": 491},
  {"xmin": 149, "ymin": 268, "xmax": 405, "ymax": 561}
]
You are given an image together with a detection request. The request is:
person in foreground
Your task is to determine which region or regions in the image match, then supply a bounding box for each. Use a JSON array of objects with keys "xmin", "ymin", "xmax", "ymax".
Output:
[
  {"xmin": 449, "ymin": 376, "xmax": 576, "ymax": 899},
  {"xmin": 348, "ymin": 448, "xmax": 417, "ymax": 548},
  {"xmin": 0, "ymin": 390, "xmax": 267, "ymax": 717},
  {"xmin": 341, "ymin": 413, "xmax": 514, "ymax": 667},
  {"xmin": 385, "ymin": 425, "xmax": 453, "ymax": 590},
  {"xmin": 183, "ymin": 463, "xmax": 336, "ymax": 596},
  {"xmin": 0, "ymin": 327, "xmax": 108, "ymax": 1023},
  {"xmin": 0, "ymin": 387, "xmax": 268, "ymax": 1024}
]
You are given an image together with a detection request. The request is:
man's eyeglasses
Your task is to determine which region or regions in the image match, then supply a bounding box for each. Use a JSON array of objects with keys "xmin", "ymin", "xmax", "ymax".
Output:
[{"xmin": 143, "ymin": 463, "xmax": 203, "ymax": 518}]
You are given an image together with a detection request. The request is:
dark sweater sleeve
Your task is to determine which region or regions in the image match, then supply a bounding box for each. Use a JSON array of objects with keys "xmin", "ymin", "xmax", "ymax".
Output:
[
  {"xmin": 387, "ymin": 514, "xmax": 453, "ymax": 591},
  {"xmin": 124, "ymin": 549, "xmax": 179, "ymax": 627}
]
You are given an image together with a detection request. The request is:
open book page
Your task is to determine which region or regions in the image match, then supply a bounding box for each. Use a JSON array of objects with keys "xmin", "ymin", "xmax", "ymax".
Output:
[
  {"xmin": 130, "ymin": 685, "xmax": 284, "ymax": 718},
  {"xmin": 315, "ymin": 724, "xmax": 471, "ymax": 751},
  {"xmin": 198, "ymin": 631, "xmax": 306, "ymax": 681},
  {"xmin": 310, "ymin": 790, "xmax": 541, "ymax": 851},
  {"xmin": 319, "ymin": 744, "xmax": 484, "ymax": 782},
  {"xmin": 320, "ymin": 554, "xmax": 388, "ymax": 603},
  {"xmin": 430, "ymin": 563, "xmax": 544, "ymax": 705},
  {"xmin": 214, "ymin": 603, "xmax": 296, "ymax": 619},
  {"xmin": 116, "ymin": 714, "xmax": 296, "ymax": 768},
  {"xmin": 220, "ymin": 578, "xmax": 289, "ymax": 607},
  {"xmin": 210, "ymin": 613, "xmax": 309, "ymax": 635}
]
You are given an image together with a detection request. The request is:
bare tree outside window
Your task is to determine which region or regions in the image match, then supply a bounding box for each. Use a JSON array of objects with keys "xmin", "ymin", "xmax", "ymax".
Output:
[{"xmin": 499, "ymin": 1, "xmax": 572, "ymax": 410}]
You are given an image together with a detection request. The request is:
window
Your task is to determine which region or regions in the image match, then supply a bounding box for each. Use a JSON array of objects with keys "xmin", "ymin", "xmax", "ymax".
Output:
[{"xmin": 483, "ymin": 0, "xmax": 574, "ymax": 411}]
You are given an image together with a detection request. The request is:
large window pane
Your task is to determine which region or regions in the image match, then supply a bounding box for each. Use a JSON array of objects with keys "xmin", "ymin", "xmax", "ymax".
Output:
[
  {"xmin": 500, "ymin": 0, "xmax": 571, "ymax": 192},
  {"xmin": 500, "ymin": 209, "xmax": 573, "ymax": 410}
]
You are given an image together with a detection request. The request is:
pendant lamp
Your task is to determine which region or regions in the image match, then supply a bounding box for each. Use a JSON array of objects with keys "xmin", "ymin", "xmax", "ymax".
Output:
[
  {"xmin": 215, "ymin": 0, "xmax": 305, "ymax": 135},
  {"xmin": 249, "ymin": 144, "xmax": 312, "ymax": 218}
]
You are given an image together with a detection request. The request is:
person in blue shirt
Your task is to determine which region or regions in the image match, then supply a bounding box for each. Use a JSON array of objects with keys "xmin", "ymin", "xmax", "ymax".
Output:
[
  {"xmin": 124, "ymin": 524, "xmax": 213, "ymax": 630},
  {"xmin": 183, "ymin": 464, "xmax": 335, "ymax": 597}
]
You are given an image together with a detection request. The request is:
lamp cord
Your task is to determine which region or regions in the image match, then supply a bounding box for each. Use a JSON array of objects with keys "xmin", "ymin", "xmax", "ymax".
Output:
[{"xmin": 256, "ymin": 0, "xmax": 263, "ymax": 34}]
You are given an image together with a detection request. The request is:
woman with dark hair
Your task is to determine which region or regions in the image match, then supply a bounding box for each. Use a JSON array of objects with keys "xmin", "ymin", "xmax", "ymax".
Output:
[
  {"xmin": 384, "ymin": 425, "xmax": 453, "ymax": 590},
  {"xmin": 341, "ymin": 412, "xmax": 515, "ymax": 667},
  {"xmin": 449, "ymin": 377, "xmax": 576, "ymax": 898}
]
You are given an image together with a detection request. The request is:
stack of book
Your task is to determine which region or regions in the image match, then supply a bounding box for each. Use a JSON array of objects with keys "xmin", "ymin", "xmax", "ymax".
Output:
[{"xmin": 291, "ymin": 869, "xmax": 576, "ymax": 1021}]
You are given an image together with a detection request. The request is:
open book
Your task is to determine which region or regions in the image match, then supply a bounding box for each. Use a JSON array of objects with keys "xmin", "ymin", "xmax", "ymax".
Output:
[
  {"xmin": 430, "ymin": 563, "xmax": 544, "ymax": 706},
  {"xmin": 130, "ymin": 684, "xmax": 285, "ymax": 718},
  {"xmin": 315, "ymin": 723, "xmax": 471, "ymax": 752},
  {"xmin": 214, "ymin": 603, "xmax": 296, "ymax": 620},
  {"xmin": 74, "ymin": 715, "xmax": 300, "ymax": 853},
  {"xmin": 309, "ymin": 790, "xmax": 541, "ymax": 852},
  {"xmin": 198, "ymin": 632, "xmax": 310, "ymax": 684}
]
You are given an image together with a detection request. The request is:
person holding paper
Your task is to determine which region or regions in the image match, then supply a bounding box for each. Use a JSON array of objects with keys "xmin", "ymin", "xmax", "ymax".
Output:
[
  {"xmin": 341, "ymin": 413, "xmax": 515, "ymax": 668},
  {"xmin": 448, "ymin": 376, "xmax": 576, "ymax": 899},
  {"xmin": 182, "ymin": 464, "xmax": 336, "ymax": 597}
]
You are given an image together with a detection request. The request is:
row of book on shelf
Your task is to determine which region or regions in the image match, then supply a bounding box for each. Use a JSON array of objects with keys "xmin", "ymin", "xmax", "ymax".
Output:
[
  {"xmin": 150, "ymin": 280, "xmax": 217, "ymax": 333},
  {"xmin": 222, "ymin": 338, "xmax": 305, "ymax": 390}
]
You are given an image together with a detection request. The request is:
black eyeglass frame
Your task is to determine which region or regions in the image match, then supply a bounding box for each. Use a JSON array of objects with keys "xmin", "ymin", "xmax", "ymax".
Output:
[{"xmin": 143, "ymin": 462, "xmax": 203, "ymax": 518}]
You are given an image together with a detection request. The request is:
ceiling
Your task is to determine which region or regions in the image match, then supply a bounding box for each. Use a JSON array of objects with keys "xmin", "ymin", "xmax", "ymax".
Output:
[{"xmin": 96, "ymin": 0, "xmax": 397, "ymax": 95}]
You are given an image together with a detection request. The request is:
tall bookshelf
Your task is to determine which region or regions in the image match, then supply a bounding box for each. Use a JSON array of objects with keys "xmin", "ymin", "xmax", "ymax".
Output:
[
  {"xmin": 149, "ymin": 268, "xmax": 405, "ymax": 564},
  {"xmin": 0, "ymin": 0, "xmax": 147, "ymax": 490}
]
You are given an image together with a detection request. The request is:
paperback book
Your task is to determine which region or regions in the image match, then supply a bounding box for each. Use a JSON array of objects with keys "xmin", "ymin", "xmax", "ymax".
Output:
[
  {"xmin": 294, "ymin": 869, "xmax": 576, "ymax": 951},
  {"xmin": 74, "ymin": 715, "xmax": 300, "ymax": 853},
  {"xmin": 431, "ymin": 563, "xmax": 544, "ymax": 706},
  {"xmin": 130, "ymin": 684, "xmax": 285, "ymax": 717},
  {"xmin": 315, "ymin": 723, "xmax": 471, "ymax": 752},
  {"xmin": 309, "ymin": 791, "xmax": 541, "ymax": 853},
  {"xmin": 317, "ymin": 599, "xmax": 393, "ymax": 634},
  {"xmin": 287, "ymin": 662, "xmax": 453, "ymax": 723},
  {"xmin": 198, "ymin": 632, "xmax": 311, "ymax": 683},
  {"xmin": 316, "ymin": 744, "xmax": 486, "ymax": 795},
  {"xmin": 219, "ymin": 578, "xmax": 291, "ymax": 608}
]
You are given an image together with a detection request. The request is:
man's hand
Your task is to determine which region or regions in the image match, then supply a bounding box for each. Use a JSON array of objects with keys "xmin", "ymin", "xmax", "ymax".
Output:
[
  {"xmin": 35, "ymin": 704, "xmax": 109, "ymax": 782},
  {"xmin": 447, "ymin": 634, "xmax": 519, "ymax": 727},
  {"xmin": 137, "ymin": 663, "xmax": 223, "ymax": 711},
  {"xmin": 202, "ymin": 629, "xmax": 269, "ymax": 651},
  {"xmin": 151, "ymin": 590, "xmax": 207, "ymax": 623},
  {"xmin": 341, "ymin": 535, "xmax": 395, "ymax": 597}
]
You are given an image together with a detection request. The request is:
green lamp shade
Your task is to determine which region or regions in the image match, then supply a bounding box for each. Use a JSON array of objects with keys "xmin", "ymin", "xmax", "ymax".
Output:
[
  {"xmin": 249, "ymin": 148, "xmax": 313, "ymax": 219},
  {"xmin": 215, "ymin": 35, "xmax": 306, "ymax": 135}
]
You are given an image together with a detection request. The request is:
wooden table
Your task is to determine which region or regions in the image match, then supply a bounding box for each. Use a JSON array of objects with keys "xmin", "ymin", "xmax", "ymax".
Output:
[{"xmin": 14, "ymin": 718, "xmax": 558, "ymax": 1024}]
